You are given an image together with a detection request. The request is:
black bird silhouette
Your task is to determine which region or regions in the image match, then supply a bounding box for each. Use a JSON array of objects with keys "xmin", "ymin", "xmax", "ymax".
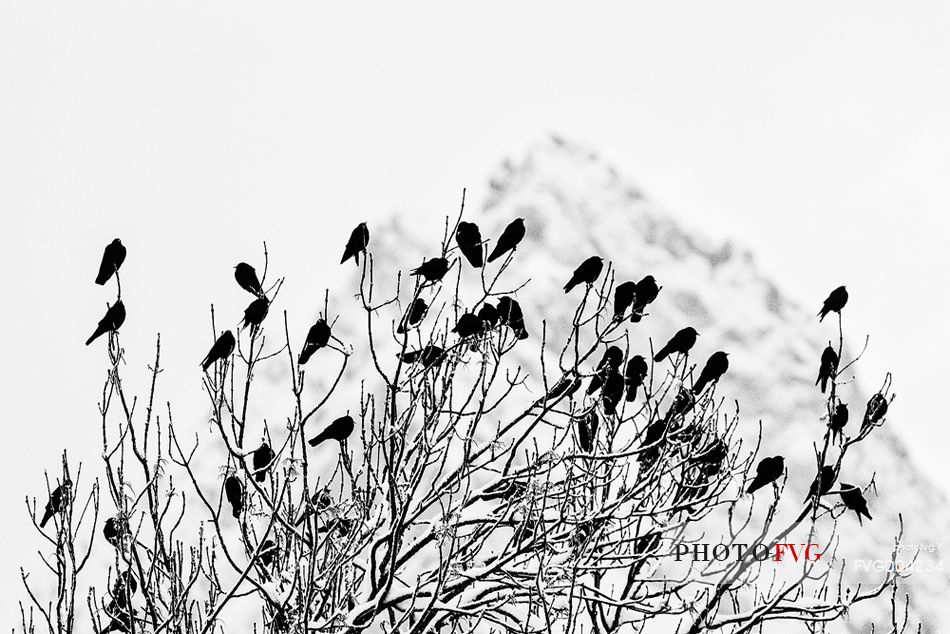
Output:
[
  {"xmin": 252, "ymin": 443, "xmax": 275, "ymax": 482},
  {"xmin": 497, "ymin": 296, "xmax": 528, "ymax": 340},
  {"xmin": 298, "ymin": 319, "xmax": 331, "ymax": 365},
  {"xmin": 103, "ymin": 516, "xmax": 126, "ymax": 546},
  {"xmin": 839, "ymin": 483, "xmax": 873, "ymax": 524},
  {"xmin": 862, "ymin": 393, "xmax": 888, "ymax": 431},
  {"xmin": 411, "ymin": 257, "xmax": 450, "ymax": 283},
  {"xmin": 455, "ymin": 221, "xmax": 484, "ymax": 268},
  {"xmin": 452, "ymin": 312, "xmax": 483, "ymax": 338},
  {"xmin": 308, "ymin": 415, "xmax": 355, "ymax": 447},
  {"xmin": 613, "ymin": 281, "xmax": 636, "ymax": 320},
  {"xmin": 829, "ymin": 403, "xmax": 849, "ymax": 441},
  {"xmin": 577, "ymin": 410, "xmax": 599, "ymax": 453},
  {"xmin": 639, "ymin": 420, "xmax": 669, "ymax": 469},
  {"xmin": 630, "ymin": 275, "xmax": 660, "ymax": 322},
  {"xmin": 111, "ymin": 570, "xmax": 137, "ymax": 608},
  {"xmin": 654, "ymin": 327, "xmax": 698, "ymax": 362},
  {"xmin": 85, "ymin": 301, "xmax": 126, "ymax": 346},
  {"xmin": 224, "ymin": 476, "xmax": 244, "ymax": 519},
  {"xmin": 397, "ymin": 299, "xmax": 428, "ymax": 334},
  {"xmin": 692, "ymin": 437, "xmax": 729, "ymax": 476},
  {"xmin": 818, "ymin": 286, "xmax": 848, "ymax": 322},
  {"xmin": 588, "ymin": 346, "xmax": 624, "ymax": 394},
  {"xmin": 547, "ymin": 373, "xmax": 582, "ymax": 401},
  {"xmin": 804, "ymin": 465, "xmax": 836, "ymax": 502},
  {"xmin": 39, "ymin": 480, "xmax": 72, "ymax": 528},
  {"xmin": 95, "ymin": 239, "xmax": 127, "ymax": 285},
  {"xmin": 340, "ymin": 222, "xmax": 370, "ymax": 266},
  {"xmin": 624, "ymin": 355, "xmax": 648, "ymax": 402},
  {"xmin": 816, "ymin": 345, "xmax": 839, "ymax": 394},
  {"xmin": 242, "ymin": 297, "xmax": 270, "ymax": 331},
  {"xmin": 601, "ymin": 369, "xmax": 624, "ymax": 415},
  {"xmin": 692, "ymin": 351, "xmax": 729, "ymax": 394},
  {"xmin": 234, "ymin": 262, "xmax": 263, "ymax": 297},
  {"xmin": 662, "ymin": 387, "xmax": 696, "ymax": 423},
  {"xmin": 563, "ymin": 256, "xmax": 604, "ymax": 293},
  {"xmin": 746, "ymin": 456, "xmax": 785, "ymax": 494},
  {"xmin": 201, "ymin": 330, "xmax": 236, "ymax": 371},
  {"xmin": 103, "ymin": 516, "xmax": 119, "ymax": 545},
  {"xmin": 294, "ymin": 489, "xmax": 335, "ymax": 526},
  {"xmin": 478, "ymin": 303, "xmax": 499, "ymax": 329},
  {"xmin": 486, "ymin": 218, "xmax": 526, "ymax": 263},
  {"xmin": 259, "ymin": 539, "xmax": 277, "ymax": 568},
  {"xmin": 398, "ymin": 345, "xmax": 446, "ymax": 369}
]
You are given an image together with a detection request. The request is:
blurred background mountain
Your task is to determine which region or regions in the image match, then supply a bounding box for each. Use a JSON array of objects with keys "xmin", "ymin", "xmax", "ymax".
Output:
[{"xmin": 339, "ymin": 136, "xmax": 950, "ymax": 631}]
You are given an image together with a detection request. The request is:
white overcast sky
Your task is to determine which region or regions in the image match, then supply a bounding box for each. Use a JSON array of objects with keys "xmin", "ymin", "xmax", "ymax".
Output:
[{"xmin": 1, "ymin": 1, "xmax": 948, "ymax": 620}]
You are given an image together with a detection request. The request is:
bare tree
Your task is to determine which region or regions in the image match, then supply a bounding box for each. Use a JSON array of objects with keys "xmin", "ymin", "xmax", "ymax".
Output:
[{"xmin": 20, "ymin": 201, "xmax": 912, "ymax": 633}]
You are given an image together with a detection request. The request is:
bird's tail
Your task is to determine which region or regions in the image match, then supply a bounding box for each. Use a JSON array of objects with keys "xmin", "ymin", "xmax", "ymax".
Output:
[
  {"xmin": 625, "ymin": 384, "xmax": 638, "ymax": 402},
  {"xmin": 85, "ymin": 327, "xmax": 104, "ymax": 346},
  {"xmin": 231, "ymin": 504, "xmax": 241, "ymax": 519},
  {"xmin": 563, "ymin": 280, "xmax": 577, "ymax": 294},
  {"xmin": 692, "ymin": 377, "xmax": 708, "ymax": 395},
  {"xmin": 255, "ymin": 471, "xmax": 266, "ymax": 483},
  {"xmin": 653, "ymin": 346, "xmax": 670, "ymax": 363},
  {"xmin": 308, "ymin": 432, "xmax": 329, "ymax": 448},
  {"xmin": 40, "ymin": 511, "xmax": 52, "ymax": 528}
]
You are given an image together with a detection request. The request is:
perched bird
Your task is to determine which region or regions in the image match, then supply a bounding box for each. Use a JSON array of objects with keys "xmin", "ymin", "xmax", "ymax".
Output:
[
  {"xmin": 486, "ymin": 218, "xmax": 526, "ymax": 263},
  {"xmin": 95, "ymin": 239, "xmax": 127, "ymax": 285},
  {"xmin": 201, "ymin": 330, "xmax": 236, "ymax": 371},
  {"xmin": 601, "ymin": 369, "xmax": 624, "ymax": 415},
  {"xmin": 746, "ymin": 456, "xmax": 785, "ymax": 494},
  {"xmin": 496, "ymin": 296, "xmax": 528, "ymax": 340},
  {"xmin": 692, "ymin": 351, "xmax": 729, "ymax": 394},
  {"xmin": 862, "ymin": 393, "xmax": 888, "ymax": 430},
  {"xmin": 692, "ymin": 437, "xmax": 729, "ymax": 476},
  {"xmin": 398, "ymin": 299, "xmax": 428, "ymax": 334},
  {"xmin": 547, "ymin": 373, "xmax": 582, "ymax": 401},
  {"xmin": 340, "ymin": 222, "xmax": 370, "ymax": 266},
  {"xmin": 242, "ymin": 297, "xmax": 270, "ymax": 331},
  {"xmin": 103, "ymin": 516, "xmax": 125, "ymax": 546},
  {"xmin": 662, "ymin": 387, "xmax": 696, "ymax": 423},
  {"xmin": 308, "ymin": 415, "xmax": 355, "ymax": 447},
  {"xmin": 829, "ymin": 403, "xmax": 849, "ymax": 441},
  {"xmin": 818, "ymin": 286, "xmax": 848, "ymax": 322},
  {"xmin": 234, "ymin": 263, "xmax": 263, "ymax": 297},
  {"xmin": 224, "ymin": 476, "xmax": 244, "ymax": 519},
  {"xmin": 455, "ymin": 221, "xmax": 484, "ymax": 268},
  {"xmin": 411, "ymin": 257, "xmax": 450, "ymax": 283},
  {"xmin": 563, "ymin": 256, "xmax": 604, "ymax": 294},
  {"xmin": 804, "ymin": 465, "xmax": 836, "ymax": 502},
  {"xmin": 624, "ymin": 355, "xmax": 648, "ymax": 402},
  {"xmin": 398, "ymin": 345, "xmax": 446, "ymax": 369},
  {"xmin": 638, "ymin": 420, "xmax": 669, "ymax": 469},
  {"xmin": 613, "ymin": 281, "xmax": 637, "ymax": 320},
  {"xmin": 85, "ymin": 301, "xmax": 126, "ymax": 346},
  {"xmin": 258, "ymin": 539, "xmax": 277, "ymax": 568},
  {"xmin": 252, "ymin": 443, "xmax": 275, "ymax": 483},
  {"xmin": 654, "ymin": 327, "xmax": 698, "ymax": 363},
  {"xmin": 298, "ymin": 319, "xmax": 331, "ymax": 365},
  {"xmin": 816, "ymin": 345, "xmax": 839, "ymax": 394},
  {"xmin": 478, "ymin": 303, "xmax": 499, "ymax": 329},
  {"xmin": 39, "ymin": 480, "xmax": 72, "ymax": 528},
  {"xmin": 839, "ymin": 483, "xmax": 873, "ymax": 524},
  {"xmin": 577, "ymin": 410, "xmax": 599, "ymax": 453},
  {"xmin": 111, "ymin": 570, "xmax": 137, "ymax": 607},
  {"xmin": 630, "ymin": 275, "xmax": 660, "ymax": 322},
  {"xmin": 587, "ymin": 346, "xmax": 624, "ymax": 394},
  {"xmin": 452, "ymin": 312, "xmax": 483, "ymax": 338}
]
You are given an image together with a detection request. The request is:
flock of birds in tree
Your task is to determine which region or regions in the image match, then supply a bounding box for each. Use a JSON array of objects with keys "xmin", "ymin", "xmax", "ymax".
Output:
[{"xmin": 37, "ymin": 223, "xmax": 890, "ymax": 629}]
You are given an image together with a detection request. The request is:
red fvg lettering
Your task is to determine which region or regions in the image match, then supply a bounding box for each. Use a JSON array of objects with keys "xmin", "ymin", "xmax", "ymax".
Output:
[{"xmin": 774, "ymin": 543, "xmax": 823, "ymax": 562}]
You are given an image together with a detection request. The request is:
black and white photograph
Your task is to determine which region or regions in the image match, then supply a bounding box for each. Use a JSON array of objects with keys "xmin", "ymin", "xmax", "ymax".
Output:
[{"xmin": 1, "ymin": 3, "xmax": 948, "ymax": 633}]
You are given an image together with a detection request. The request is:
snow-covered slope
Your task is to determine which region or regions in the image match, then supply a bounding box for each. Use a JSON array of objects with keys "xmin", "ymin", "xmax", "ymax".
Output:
[{"xmin": 356, "ymin": 136, "xmax": 949, "ymax": 631}]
